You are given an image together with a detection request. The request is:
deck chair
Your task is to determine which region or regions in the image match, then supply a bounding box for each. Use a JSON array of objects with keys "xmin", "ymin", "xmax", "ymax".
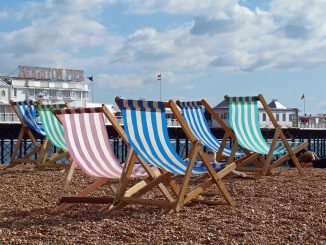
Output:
[
  {"xmin": 53, "ymin": 106, "xmax": 171, "ymax": 212},
  {"xmin": 108, "ymin": 97, "xmax": 236, "ymax": 213},
  {"xmin": 3, "ymin": 100, "xmax": 46, "ymax": 169},
  {"xmin": 36, "ymin": 104, "xmax": 71, "ymax": 167},
  {"xmin": 225, "ymin": 94, "xmax": 308, "ymax": 176},
  {"xmin": 176, "ymin": 99, "xmax": 262, "ymax": 170}
]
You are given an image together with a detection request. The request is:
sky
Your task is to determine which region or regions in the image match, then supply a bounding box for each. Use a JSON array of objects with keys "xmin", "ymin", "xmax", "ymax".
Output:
[{"xmin": 1, "ymin": 0, "xmax": 326, "ymax": 115}]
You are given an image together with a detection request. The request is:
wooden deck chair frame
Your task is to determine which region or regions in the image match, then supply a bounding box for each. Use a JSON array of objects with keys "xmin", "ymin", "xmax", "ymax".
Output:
[
  {"xmin": 108, "ymin": 97, "xmax": 236, "ymax": 214},
  {"xmin": 3, "ymin": 100, "xmax": 45, "ymax": 169},
  {"xmin": 225, "ymin": 94, "xmax": 308, "ymax": 176},
  {"xmin": 53, "ymin": 105, "xmax": 173, "ymax": 212},
  {"xmin": 36, "ymin": 103, "xmax": 71, "ymax": 168},
  {"xmin": 176, "ymin": 99, "xmax": 264, "ymax": 173}
]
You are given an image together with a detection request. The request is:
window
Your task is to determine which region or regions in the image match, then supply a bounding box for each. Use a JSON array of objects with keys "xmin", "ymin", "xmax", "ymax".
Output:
[
  {"xmin": 282, "ymin": 114, "xmax": 286, "ymax": 122},
  {"xmin": 75, "ymin": 91, "xmax": 81, "ymax": 98},
  {"xmin": 29, "ymin": 89, "xmax": 35, "ymax": 96},
  {"xmin": 262, "ymin": 113, "xmax": 266, "ymax": 121},
  {"xmin": 289, "ymin": 114, "xmax": 295, "ymax": 122},
  {"xmin": 82, "ymin": 91, "xmax": 88, "ymax": 98},
  {"xmin": 49, "ymin": 90, "xmax": 57, "ymax": 97},
  {"xmin": 14, "ymin": 88, "xmax": 17, "ymax": 97},
  {"xmin": 62, "ymin": 90, "xmax": 71, "ymax": 98},
  {"xmin": 220, "ymin": 112, "xmax": 228, "ymax": 119},
  {"xmin": 276, "ymin": 114, "xmax": 279, "ymax": 121}
]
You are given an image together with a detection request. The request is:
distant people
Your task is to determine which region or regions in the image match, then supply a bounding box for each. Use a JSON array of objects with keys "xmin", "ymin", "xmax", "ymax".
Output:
[
  {"xmin": 288, "ymin": 149, "xmax": 326, "ymax": 168},
  {"xmin": 299, "ymin": 151, "xmax": 326, "ymax": 168}
]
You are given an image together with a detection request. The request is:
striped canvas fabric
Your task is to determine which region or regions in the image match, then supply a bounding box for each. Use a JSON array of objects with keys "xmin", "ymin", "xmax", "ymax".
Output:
[
  {"xmin": 56, "ymin": 108, "xmax": 147, "ymax": 178},
  {"xmin": 16, "ymin": 100, "xmax": 46, "ymax": 136},
  {"xmin": 178, "ymin": 101, "xmax": 244, "ymax": 157},
  {"xmin": 118, "ymin": 99, "xmax": 225, "ymax": 176},
  {"xmin": 227, "ymin": 96, "xmax": 296, "ymax": 155},
  {"xmin": 37, "ymin": 104, "xmax": 67, "ymax": 150}
]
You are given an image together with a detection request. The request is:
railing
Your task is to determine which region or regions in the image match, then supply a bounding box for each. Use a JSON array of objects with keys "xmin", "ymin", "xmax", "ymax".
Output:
[
  {"xmin": 0, "ymin": 113, "xmax": 20, "ymax": 123},
  {"xmin": 299, "ymin": 123, "xmax": 326, "ymax": 129}
]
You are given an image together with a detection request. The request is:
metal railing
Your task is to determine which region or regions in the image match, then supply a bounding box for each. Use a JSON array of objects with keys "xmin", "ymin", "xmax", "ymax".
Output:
[{"xmin": 0, "ymin": 113, "xmax": 20, "ymax": 123}]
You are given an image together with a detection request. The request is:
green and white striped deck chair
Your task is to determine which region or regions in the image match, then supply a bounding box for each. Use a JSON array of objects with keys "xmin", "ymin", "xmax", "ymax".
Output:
[
  {"xmin": 36, "ymin": 104, "xmax": 70, "ymax": 167},
  {"xmin": 225, "ymin": 94, "xmax": 308, "ymax": 176},
  {"xmin": 176, "ymin": 99, "xmax": 261, "ymax": 170}
]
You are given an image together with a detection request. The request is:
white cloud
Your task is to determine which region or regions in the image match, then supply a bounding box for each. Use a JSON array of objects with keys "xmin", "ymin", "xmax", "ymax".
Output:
[
  {"xmin": 96, "ymin": 74, "xmax": 149, "ymax": 90},
  {"xmin": 2, "ymin": 0, "xmax": 326, "ymax": 92},
  {"xmin": 0, "ymin": 0, "xmax": 119, "ymax": 72}
]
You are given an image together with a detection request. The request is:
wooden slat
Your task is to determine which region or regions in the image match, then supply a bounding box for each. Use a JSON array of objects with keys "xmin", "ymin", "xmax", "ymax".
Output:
[{"xmin": 60, "ymin": 196, "xmax": 114, "ymax": 204}]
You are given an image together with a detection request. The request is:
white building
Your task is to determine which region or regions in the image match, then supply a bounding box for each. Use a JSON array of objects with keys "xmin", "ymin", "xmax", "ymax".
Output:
[
  {"xmin": 211, "ymin": 99, "xmax": 299, "ymax": 128},
  {"xmin": 0, "ymin": 66, "xmax": 90, "ymax": 123}
]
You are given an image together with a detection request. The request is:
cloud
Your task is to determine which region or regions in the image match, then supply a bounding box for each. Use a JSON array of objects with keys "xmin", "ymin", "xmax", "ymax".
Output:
[
  {"xmin": 0, "ymin": 0, "xmax": 119, "ymax": 72},
  {"xmin": 191, "ymin": 16, "xmax": 236, "ymax": 36},
  {"xmin": 96, "ymin": 74, "xmax": 149, "ymax": 90},
  {"xmin": 2, "ymin": 0, "xmax": 326, "ymax": 92}
]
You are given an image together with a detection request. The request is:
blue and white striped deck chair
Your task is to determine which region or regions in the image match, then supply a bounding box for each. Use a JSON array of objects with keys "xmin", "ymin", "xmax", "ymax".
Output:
[
  {"xmin": 176, "ymin": 100, "xmax": 247, "ymax": 162},
  {"xmin": 111, "ymin": 97, "xmax": 236, "ymax": 213},
  {"xmin": 4, "ymin": 100, "xmax": 46, "ymax": 169},
  {"xmin": 225, "ymin": 94, "xmax": 308, "ymax": 176}
]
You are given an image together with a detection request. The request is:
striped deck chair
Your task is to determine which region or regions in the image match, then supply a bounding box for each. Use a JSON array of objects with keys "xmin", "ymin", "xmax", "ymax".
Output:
[
  {"xmin": 36, "ymin": 104, "xmax": 70, "ymax": 167},
  {"xmin": 53, "ymin": 106, "xmax": 171, "ymax": 212},
  {"xmin": 109, "ymin": 97, "xmax": 236, "ymax": 213},
  {"xmin": 176, "ymin": 99, "xmax": 261, "ymax": 169},
  {"xmin": 225, "ymin": 94, "xmax": 308, "ymax": 176},
  {"xmin": 3, "ymin": 100, "xmax": 46, "ymax": 169}
]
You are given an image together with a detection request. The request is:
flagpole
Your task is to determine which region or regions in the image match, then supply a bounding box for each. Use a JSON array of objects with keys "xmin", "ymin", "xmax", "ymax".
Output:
[
  {"xmin": 87, "ymin": 75, "xmax": 94, "ymax": 102},
  {"xmin": 92, "ymin": 78, "xmax": 94, "ymax": 102},
  {"xmin": 304, "ymin": 97, "xmax": 306, "ymax": 116},
  {"xmin": 156, "ymin": 73, "xmax": 162, "ymax": 101}
]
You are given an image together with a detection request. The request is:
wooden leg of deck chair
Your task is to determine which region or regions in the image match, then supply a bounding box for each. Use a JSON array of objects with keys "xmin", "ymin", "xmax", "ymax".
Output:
[
  {"xmin": 172, "ymin": 143, "xmax": 200, "ymax": 213},
  {"xmin": 279, "ymin": 132, "xmax": 305, "ymax": 176},
  {"xmin": 199, "ymin": 148, "xmax": 236, "ymax": 206},
  {"xmin": 107, "ymin": 172, "xmax": 174, "ymax": 212},
  {"xmin": 3, "ymin": 127, "xmax": 26, "ymax": 169},
  {"xmin": 37, "ymin": 138, "xmax": 50, "ymax": 166},
  {"xmin": 262, "ymin": 127, "xmax": 281, "ymax": 175},
  {"xmin": 270, "ymin": 142, "xmax": 308, "ymax": 169},
  {"xmin": 111, "ymin": 149, "xmax": 138, "ymax": 207},
  {"xmin": 54, "ymin": 177, "xmax": 110, "ymax": 212},
  {"xmin": 56, "ymin": 161, "xmax": 77, "ymax": 203},
  {"xmin": 227, "ymin": 140, "xmax": 238, "ymax": 164},
  {"xmin": 138, "ymin": 159, "xmax": 175, "ymax": 202}
]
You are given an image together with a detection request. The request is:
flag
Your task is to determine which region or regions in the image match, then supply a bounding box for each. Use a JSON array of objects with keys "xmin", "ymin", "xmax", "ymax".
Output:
[
  {"xmin": 156, "ymin": 73, "xmax": 161, "ymax": 81},
  {"xmin": 87, "ymin": 75, "xmax": 93, "ymax": 82},
  {"xmin": 301, "ymin": 94, "xmax": 305, "ymax": 100}
]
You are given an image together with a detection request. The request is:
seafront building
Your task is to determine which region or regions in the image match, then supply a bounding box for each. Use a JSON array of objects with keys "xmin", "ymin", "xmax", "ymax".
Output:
[
  {"xmin": 0, "ymin": 66, "xmax": 90, "ymax": 123},
  {"xmin": 0, "ymin": 65, "xmax": 324, "ymax": 129}
]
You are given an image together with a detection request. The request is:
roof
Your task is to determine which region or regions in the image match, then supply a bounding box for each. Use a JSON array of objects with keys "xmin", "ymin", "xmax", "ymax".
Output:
[
  {"xmin": 213, "ymin": 100, "xmax": 228, "ymax": 109},
  {"xmin": 268, "ymin": 99, "xmax": 287, "ymax": 109},
  {"xmin": 0, "ymin": 78, "xmax": 10, "ymax": 85}
]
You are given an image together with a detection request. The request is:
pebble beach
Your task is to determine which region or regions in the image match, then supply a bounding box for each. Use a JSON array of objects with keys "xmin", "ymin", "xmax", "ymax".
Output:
[{"xmin": 0, "ymin": 167, "xmax": 325, "ymax": 244}]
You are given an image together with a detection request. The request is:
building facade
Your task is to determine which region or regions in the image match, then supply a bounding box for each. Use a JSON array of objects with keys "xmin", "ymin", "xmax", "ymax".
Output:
[{"xmin": 0, "ymin": 66, "xmax": 90, "ymax": 123}]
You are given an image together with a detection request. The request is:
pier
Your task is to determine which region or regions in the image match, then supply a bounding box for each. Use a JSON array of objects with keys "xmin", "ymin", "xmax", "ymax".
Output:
[{"xmin": 1, "ymin": 124, "xmax": 325, "ymax": 164}]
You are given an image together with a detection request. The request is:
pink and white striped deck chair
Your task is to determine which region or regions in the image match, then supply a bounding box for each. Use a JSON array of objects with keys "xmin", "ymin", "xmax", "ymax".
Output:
[{"xmin": 53, "ymin": 106, "xmax": 165, "ymax": 211}]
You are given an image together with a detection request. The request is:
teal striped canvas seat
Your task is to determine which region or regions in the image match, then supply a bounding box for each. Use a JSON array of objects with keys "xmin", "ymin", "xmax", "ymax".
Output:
[
  {"xmin": 227, "ymin": 96, "xmax": 299, "ymax": 155},
  {"xmin": 37, "ymin": 104, "xmax": 67, "ymax": 151}
]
